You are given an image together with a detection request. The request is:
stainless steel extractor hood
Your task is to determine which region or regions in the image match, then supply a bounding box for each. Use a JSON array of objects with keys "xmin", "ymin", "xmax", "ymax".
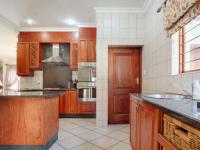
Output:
[{"xmin": 42, "ymin": 44, "xmax": 66, "ymax": 65}]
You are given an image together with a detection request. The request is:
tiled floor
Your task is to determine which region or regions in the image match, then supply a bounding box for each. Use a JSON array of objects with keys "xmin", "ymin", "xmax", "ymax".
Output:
[{"xmin": 50, "ymin": 118, "xmax": 131, "ymax": 150}]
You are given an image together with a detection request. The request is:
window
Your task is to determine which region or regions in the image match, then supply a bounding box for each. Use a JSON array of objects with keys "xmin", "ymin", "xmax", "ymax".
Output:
[{"xmin": 179, "ymin": 15, "xmax": 200, "ymax": 73}]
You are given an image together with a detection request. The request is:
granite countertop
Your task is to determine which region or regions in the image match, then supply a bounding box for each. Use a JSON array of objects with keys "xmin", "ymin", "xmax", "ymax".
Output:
[
  {"xmin": 131, "ymin": 93, "xmax": 200, "ymax": 129},
  {"xmin": 0, "ymin": 90, "xmax": 64, "ymax": 98},
  {"xmin": 18, "ymin": 88, "xmax": 77, "ymax": 91}
]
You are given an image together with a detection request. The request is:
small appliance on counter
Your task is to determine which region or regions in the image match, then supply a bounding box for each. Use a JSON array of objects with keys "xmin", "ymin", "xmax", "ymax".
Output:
[{"xmin": 77, "ymin": 62, "xmax": 96, "ymax": 102}]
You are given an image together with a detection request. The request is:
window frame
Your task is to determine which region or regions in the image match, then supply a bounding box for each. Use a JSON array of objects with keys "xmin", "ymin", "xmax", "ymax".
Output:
[{"xmin": 179, "ymin": 25, "xmax": 200, "ymax": 73}]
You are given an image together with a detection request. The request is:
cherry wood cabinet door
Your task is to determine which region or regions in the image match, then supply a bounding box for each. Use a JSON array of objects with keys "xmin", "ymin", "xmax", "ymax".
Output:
[
  {"xmin": 59, "ymin": 95, "xmax": 65, "ymax": 114},
  {"xmin": 108, "ymin": 47, "xmax": 141, "ymax": 124},
  {"xmin": 70, "ymin": 42, "xmax": 78, "ymax": 70},
  {"xmin": 78, "ymin": 102, "xmax": 96, "ymax": 114},
  {"xmin": 138, "ymin": 102, "xmax": 156, "ymax": 150},
  {"xmin": 78, "ymin": 40, "xmax": 88, "ymax": 62},
  {"xmin": 29, "ymin": 42, "xmax": 41, "ymax": 70},
  {"xmin": 17, "ymin": 43, "xmax": 32, "ymax": 76},
  {"xmin": 130, "ymin": 99, "xmax": 139, "ymax": 150},
  {"xmin": 87, "ymin": 40, "xmax": 96, "ymax": 62},
  {"xmin": 68, "ymin": 91, "xmax": 78, "ymax": 114}
]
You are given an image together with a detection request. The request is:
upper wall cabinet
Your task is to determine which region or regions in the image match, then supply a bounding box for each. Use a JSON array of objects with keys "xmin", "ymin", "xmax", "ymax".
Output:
[
  {"xmin": 29, "ymin": 42, "xmax": 41, "ymax": 70},
  {"xmin": 70, "ymin": 42, "xmax": 78, "ymax": 70},
  {"xmin": 17, "ymin": 43, "xmax": 33, "ymax": 76},
  {"xmin": 78, "ymin": 28, "xmax": 96, "ymax": 63}
]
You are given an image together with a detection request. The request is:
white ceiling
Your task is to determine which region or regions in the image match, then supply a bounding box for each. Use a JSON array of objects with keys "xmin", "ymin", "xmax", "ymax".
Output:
[{"xmin": 0, "ymin": 0, "xmax": 147, "ymax": 29}]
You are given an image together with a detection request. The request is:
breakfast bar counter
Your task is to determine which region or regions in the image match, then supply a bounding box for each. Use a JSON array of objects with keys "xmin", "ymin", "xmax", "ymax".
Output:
[{"xmin": 0, "ymin": 90, "xmax": 64, "ymax": 150}]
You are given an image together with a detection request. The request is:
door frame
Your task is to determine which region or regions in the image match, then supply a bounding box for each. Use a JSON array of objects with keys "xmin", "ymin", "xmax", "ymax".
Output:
[{"xmin": 108, "ymin": 46, "xmax": 142, "ymax": 124}]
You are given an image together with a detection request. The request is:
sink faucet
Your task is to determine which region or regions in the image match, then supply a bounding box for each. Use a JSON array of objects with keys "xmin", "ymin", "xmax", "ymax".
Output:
[{"xmin": 169, "ymin": 82, "xmax": 193, "ymax": 98}]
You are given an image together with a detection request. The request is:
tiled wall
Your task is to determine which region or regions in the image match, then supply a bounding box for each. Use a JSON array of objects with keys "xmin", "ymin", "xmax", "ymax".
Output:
[
  {"xmin": 96, "ymin": 11, "xmax": 145, "ymax": 126},
  {"xmin": 19, "ymin": 71, "xmax": 43, "ymax": 90},
  {"xmin": 142, "ymin": 0, "xmax": 200, "ymax": 94}
]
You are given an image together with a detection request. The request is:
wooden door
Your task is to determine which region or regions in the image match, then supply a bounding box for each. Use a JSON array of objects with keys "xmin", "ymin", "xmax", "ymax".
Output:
[
  {"xmin": 17, "ymin": 43, "xmax": 33, "ymax": 76},
  {"xmin": 130, "ymin": 98, "xmax": 139, "ymax": 150},
  {"xmin": 138, "ymin": 102, "xmax": 155, "ymax": 150},
  {"xmin": 29, "ymin": 42, "xmax": 41, "ymax": 70},
  {"xmin": 87, "ymin": 40, "xmax": 96, "ymax": 62},
  {"xmin": 70, "ymin": 42, "xmax": 78, "ymax": 70},
  {"xmin": 108, "ymin": 47, "xmax": 141, "ymax": 124},
  {"xmin": 78, "ymin": 40, "xmax": 88, "ymax": 62}
]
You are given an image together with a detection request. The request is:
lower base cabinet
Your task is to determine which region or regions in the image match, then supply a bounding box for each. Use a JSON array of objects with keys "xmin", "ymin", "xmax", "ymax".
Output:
[
  {"xmin": 59, "ymin": 90, "xmax": 96, "ymax": 115},
  {"xmin": 130, "ymin": 96, "xmax": 160, "ymax": 150}
]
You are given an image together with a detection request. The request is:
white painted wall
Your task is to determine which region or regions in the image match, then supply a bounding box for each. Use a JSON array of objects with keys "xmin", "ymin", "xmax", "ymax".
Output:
[
  {"xmin": 142, "ymin": 0, "xmax": 200, "ymax": 94},
  {"xmin": 95, "ymin": 10, "xmax": 145, "ymax": 126}
]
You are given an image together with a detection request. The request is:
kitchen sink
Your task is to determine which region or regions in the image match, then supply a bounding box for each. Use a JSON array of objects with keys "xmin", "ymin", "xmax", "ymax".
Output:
[{"xmin": 143, "ymin": 93, "xmax": 191, "ymax": 100}]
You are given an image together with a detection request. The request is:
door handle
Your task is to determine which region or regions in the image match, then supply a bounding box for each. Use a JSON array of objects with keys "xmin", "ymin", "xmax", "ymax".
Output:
[{"xmin": 136, "ymin": 77, "xmax": 139, "ymax": 85}]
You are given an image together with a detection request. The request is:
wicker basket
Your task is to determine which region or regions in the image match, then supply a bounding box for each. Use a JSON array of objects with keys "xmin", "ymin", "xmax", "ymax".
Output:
[{"xmin": 163, "ymin": 114, "xmax": 200, "ymax": 150}]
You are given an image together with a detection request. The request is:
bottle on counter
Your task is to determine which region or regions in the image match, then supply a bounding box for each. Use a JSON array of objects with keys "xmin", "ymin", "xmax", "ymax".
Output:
[{"xmin": 192, "ymin": 80, "xmax": 200, "ymax": 100}]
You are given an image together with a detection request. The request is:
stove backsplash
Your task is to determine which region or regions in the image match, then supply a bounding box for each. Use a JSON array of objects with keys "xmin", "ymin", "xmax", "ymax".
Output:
[{"xmin": 43, "ymin": 63, "xmax": 72, "ymax": 88}]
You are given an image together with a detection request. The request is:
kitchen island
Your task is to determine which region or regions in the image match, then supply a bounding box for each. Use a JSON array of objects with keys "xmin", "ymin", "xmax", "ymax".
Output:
[{"xmin": 0, "ymin": 90, "xmax": 64, "ymax": 150}]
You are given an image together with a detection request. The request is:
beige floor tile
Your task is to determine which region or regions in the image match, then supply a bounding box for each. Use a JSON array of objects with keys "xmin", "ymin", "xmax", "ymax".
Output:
[
  {"xmin": 68, "ymin": 127, "xmax": 90, "ymax": 135},
  {"xmin": 107, "ymin": 142, "xmax": 132, "ymax": 150},
  {"xmin": 83, "ymin": 123, "xmax": 99, "ymax": 130},
  {"xmin": 94, "ymin": 127, "xmax": 115, "ymax": 135},
  {"xmin": 58, "ymin": 128, "xmax": 73, "ymax": 140},
  {"xmin": 91, "ymin": 136, "xmax": 119, "ymax": 149},
  {"xmin": 58, "ymin": 136, "xmax": 86, "ymax": 149},
  {"xmin": 108, "ymin": 124, "xmax": 129, "ymax": 130},
  {"xmin": 49, "ymin": 143, "xmax": 65, "ymax": 150},
  {"xmin": 71, "ymin": 143, "xmax": 102, "ymax": 150},
  {"xmin": 60, "ymin": 122, "xmax": 79, "ymax": 131},
  {"xmin": 107, "ymin": 131, "xmax": 129, "ymax": 141},
  {"xmin": 123, "ymin": 138, "xmax": 130, "ymax": 144},
  {"xmin": 77, "ymin": 131, "xmax": 103, "ymax": 141},
  {"xmin": 120, "ymin": 127, "xmax": 130, "ymax": 133}
]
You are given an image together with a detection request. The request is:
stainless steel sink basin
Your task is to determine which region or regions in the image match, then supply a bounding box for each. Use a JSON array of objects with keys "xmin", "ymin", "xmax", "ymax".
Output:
[{"xmin": 144, "ymin": 93, "xmax": 191, "ymax": 100}]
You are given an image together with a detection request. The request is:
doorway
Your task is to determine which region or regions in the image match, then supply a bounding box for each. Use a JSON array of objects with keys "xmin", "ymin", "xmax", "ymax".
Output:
[{"xmin": 108, "ymin": 46, "xmax": 141, "ymax": 124}]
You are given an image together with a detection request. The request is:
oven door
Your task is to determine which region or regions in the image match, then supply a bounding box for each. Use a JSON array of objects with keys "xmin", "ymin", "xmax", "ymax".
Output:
[
  {"xmin": 78, "ymin": 68, "xmax": 91, "ymax": 82},
  {"xmin": 78, "ymin": 88, "xmax": 96, "ymax": 102}
]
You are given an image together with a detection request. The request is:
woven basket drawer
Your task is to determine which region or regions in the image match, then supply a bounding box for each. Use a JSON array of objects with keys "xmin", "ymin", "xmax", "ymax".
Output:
[{"xmin": 163, "ymin": 114, "xmax": 200, "ymax": 150}]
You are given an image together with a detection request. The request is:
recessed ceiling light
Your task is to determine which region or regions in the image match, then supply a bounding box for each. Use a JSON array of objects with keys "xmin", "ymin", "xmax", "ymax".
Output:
[
  {"xmin": 65, "ymin": 18, "xmax": 77, "ymax": 26},
  {"xmin": 26, "ymin": 19, "xmax": 34, "ymax": 25}
]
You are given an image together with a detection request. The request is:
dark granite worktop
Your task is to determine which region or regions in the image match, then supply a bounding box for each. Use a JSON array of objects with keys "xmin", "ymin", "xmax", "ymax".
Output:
[
  {"xmin": 131, "ymin": 93, "xmax": 200, "ymax": 129},
  {"xmin": 19, "ymin": 88, "xmax": 77, "ymax": 91},
  {"xmin": 0, "ymin": 90, "xmax": 64, "ymax": 98}
]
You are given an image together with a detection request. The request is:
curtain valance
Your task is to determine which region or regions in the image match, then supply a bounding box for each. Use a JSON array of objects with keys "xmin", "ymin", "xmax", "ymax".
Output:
[{"xmin": 163, "ymin": 0, "xmax": 200, "ymax": 36}]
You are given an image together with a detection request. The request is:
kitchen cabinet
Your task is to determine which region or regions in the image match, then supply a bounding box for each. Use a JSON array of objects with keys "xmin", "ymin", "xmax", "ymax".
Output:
[
  {"xmin": 67, "ymin": 90, "xmax": 78, "ymax": 114},
  {"xmin": 70, "ymin": 42, "xmax": 78, "ymax": 70},
  {"xmin": 29, "ymin": 42, "xmax": 41, "ymax": 70},
  {"xmin": 60, "ymin": 90, "xmax": 96, "ymax": 115},
  {"xmin": 130, "ymin": 97, "xmax": 160, "ymax": 150},
  {"xmin": 78, "ymin": 102, "xmax": 96, "ymax": 114},
  {"xmin": 17, "ymin": 43, "xmax": 33, "ymax": 76},
  {"xmin": 17, "ymin": 42, "xmax": 40, "ymax": 76},
  {"xmin": 78, "ymin": 28, "xmax": 96, "ymax": 62}
]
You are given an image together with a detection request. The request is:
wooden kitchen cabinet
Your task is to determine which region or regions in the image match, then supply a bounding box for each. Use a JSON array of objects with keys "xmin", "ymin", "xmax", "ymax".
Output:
[
  {"xmin": 17, "ymin": 42, "xmax": 40, "ymax": 76},
  {"xmin": 67, "ymin": 90, "xmax": 78, "ymax": 114},
  {"xmin": 130, "ymin": 98, "xmax": 139, "ymax": 150},
  {"xmin": 78, "ymin": 28, "xmax": 96, "ymax": 62},
  {"xmin": 29, "ymin": 42, "xmax": 41, "ymax": 70},
  {"xmin": 70, "ymin": 42, "xmax": 78, "ymax": 70},
  {"xmin": 17, "ymin": 43, "xmax": 33, "ymax": 76},
  {"xmin": 78, "ymin": 102, "xmax": 96, "ymax": 114},
  {"xmin": 87, "ymin": 40, "xmax": 96, "ymax": 62},
  {"xmin": 130, "ymin": 96, "xmax": 160, "ymax": 150}
]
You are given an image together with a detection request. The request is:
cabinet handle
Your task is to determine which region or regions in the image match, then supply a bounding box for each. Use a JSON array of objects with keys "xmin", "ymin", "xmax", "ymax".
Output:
[{"xmin": 136, "ymin": 77, "xmax": 139, "ymax": 85}]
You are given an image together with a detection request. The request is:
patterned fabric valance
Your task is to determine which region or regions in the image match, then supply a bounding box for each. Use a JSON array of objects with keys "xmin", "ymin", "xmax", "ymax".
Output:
[{"xmin": 163, "ymin": 0, "xmax": 200, "ymax": 36}]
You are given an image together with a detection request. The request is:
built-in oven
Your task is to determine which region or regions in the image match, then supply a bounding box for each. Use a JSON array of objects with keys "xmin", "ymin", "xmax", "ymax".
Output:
[
  {"xmin": 78, "ymin": 62, "xmax": 96, "ymax": 82},
  {"xmin": 77, "ymin": 62, "xmax": 96, "ymax": 102},
  {"xmin": 77, "ymin": 82, "xmax": 96, "ymax": 102}
]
